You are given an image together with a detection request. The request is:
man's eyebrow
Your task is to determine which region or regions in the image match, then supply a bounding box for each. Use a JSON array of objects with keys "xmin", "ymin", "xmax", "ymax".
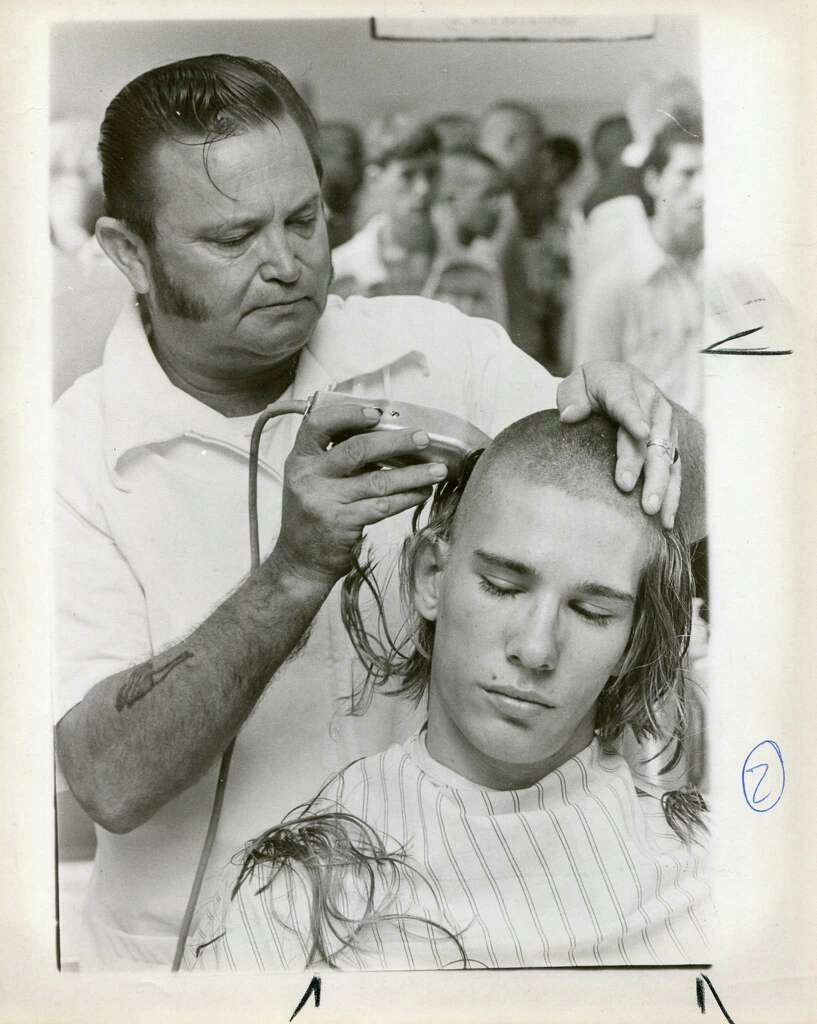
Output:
[
  {"xmin": 575, "ymin": 582, "xmax": 635, "ymax": 604},
  {"xmin": 473, "ymin": 549, "xmax": 533, "ymax": 576},
  {"xmin": 200, "ymin": 193, "xmax": 321, "ymax": 234},
  {"xmin": 287, "ymin": 193, "xmax": 322, "ymax": 217}
]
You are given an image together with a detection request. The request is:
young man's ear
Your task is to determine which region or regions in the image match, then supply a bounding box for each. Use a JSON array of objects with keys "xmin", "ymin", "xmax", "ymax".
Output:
[
  {"xmin": 413, "ymin": 537, "xmax": 449, "ymax": 623},
  {"xmin": 95, "ymin": 217, "xmax": 152, "ymax": 294}
]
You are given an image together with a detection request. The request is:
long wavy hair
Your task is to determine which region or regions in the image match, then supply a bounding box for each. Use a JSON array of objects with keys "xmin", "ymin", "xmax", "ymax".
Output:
[
  {"xmin": 341, "ymin": 445, "xmax": 707, "ymax": 843},
  {"xmin": 224, "ymin": 425, "xmax": 707, "ymax": 971}
]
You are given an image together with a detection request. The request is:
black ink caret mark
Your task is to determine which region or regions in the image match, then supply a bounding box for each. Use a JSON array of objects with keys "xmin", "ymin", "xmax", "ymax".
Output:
[
  {"xmin": 702, "ymin": 325, "xmax": 792, "ymax": 356},
  {"xmin": 289, "ymin": 975, "xmax": 321, "ymax": 1022},
  {"xmin": 696, "ymin": 974, "xmax": 737, "ymax": 1023}
]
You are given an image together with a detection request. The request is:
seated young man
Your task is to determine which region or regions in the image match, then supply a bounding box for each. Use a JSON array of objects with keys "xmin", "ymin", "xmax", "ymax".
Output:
[{"xmin": 188, "ymin": 410, "xmax": 710, "ymax": 970}]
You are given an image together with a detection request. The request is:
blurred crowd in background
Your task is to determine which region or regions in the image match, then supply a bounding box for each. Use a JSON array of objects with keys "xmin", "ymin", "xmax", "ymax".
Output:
[
  {"xmin": 50, "ymin": 71, "xmax": 704, "ymax": 415},
  {"xmin": 50, "ymin": 66, "xmax": 709, "ymax": 920}
]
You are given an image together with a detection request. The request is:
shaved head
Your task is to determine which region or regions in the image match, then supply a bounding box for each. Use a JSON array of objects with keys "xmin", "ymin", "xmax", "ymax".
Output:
[{"xmin": 455, "ymin": 410, "xmax": 704, "ymax": 542}]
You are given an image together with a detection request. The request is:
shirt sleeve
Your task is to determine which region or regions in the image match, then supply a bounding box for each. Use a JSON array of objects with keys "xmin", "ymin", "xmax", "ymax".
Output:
[
  {"xmin": 461, "ymin": 315, "xmax": 561, "ymax": 437},
  {"xmin": 54, "ymin": 489, "xmax": 152, "ymax": 726}
]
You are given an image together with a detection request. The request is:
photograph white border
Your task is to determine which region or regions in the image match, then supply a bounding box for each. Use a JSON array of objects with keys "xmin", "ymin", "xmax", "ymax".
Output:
[{"xmin": 1, "ymin": 0, "xmax": 814, "ymax": 1021}]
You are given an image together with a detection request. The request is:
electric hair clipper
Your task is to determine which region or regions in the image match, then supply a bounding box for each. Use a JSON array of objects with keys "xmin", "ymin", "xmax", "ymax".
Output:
[{"xmin": 307, "ymin": 389, "xmax": 492, "ymax": 472}]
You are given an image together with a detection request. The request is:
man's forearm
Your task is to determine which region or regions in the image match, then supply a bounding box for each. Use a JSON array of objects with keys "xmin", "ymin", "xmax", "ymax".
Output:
[{"xmin": 56, "ymin": 550, "xmax": 334, "ymax": 833}]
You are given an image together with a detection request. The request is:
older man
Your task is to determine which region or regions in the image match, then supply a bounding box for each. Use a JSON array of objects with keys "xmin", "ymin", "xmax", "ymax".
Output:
[{"xmin": 54, "ymin": 55, "xmax": 692, "ymax": 971}]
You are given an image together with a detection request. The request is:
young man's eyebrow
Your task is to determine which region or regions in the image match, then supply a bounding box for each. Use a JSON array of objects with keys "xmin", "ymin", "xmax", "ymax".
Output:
[
  {"xmin": 472, "ymin": 549, "xmax": 533, "ymax": 576},
  {"xmin": 575, "ymin": 582, "xmax": 635, "ymax": 604},
  {"xmin": 474, "ymin": 551, "xmax": 636, "ymax": 604}
]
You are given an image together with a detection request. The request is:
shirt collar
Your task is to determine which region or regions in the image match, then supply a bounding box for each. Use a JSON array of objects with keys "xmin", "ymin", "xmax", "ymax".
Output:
[{"xmin": 101, "ymin": 292, "xmax": 427, "ymax": 472}]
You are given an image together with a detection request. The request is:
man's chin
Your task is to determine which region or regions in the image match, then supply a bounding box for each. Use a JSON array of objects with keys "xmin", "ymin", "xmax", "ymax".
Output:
[{"xmin": 240, "ymin": 309, "xmax": 321, "ymax": 360}]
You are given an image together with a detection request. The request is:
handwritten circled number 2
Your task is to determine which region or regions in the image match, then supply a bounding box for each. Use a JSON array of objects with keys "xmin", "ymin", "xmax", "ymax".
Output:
[{"xmin": 741, "ymin": 740, "xmax": 785, "ymax": 812}]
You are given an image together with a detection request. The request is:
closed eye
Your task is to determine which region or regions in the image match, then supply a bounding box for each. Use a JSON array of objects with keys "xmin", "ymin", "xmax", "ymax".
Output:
[
  {"xmin": 571, "ymin": 603, "xmax": 615, "ymax": 626},
  {"xmin": 478, "ymin": 575, "xmax": 521, "ymax": 598},
  {"xmin": 288, "ymin": 212, "xmax": 319, "ymax": 237},
  {"xmin": 213, "ymin": 232, "xmax": 254, "ymax": 249}
]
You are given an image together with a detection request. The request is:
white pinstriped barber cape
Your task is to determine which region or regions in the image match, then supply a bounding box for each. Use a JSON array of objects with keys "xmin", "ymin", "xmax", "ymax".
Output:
[{"xmin": 189, "ymin": 732, "xmax": 711, "ymax": 971}]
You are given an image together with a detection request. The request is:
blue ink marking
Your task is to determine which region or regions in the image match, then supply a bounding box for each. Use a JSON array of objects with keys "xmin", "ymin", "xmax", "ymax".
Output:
[{"xmin": 741, "ymin": 740, "xmax": 784, "ymax": 812}]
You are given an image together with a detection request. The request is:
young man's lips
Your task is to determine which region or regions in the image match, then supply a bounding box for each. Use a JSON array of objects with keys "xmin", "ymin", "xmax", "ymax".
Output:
[{"xmin": 484, "ymin": 685, "xmax": 556, "ymax": 711}]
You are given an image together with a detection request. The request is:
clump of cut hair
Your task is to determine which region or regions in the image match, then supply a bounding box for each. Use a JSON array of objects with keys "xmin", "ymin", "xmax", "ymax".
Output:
[
  {"xmin": 342, "ymin": 410, "xmax": 708, "ymax": 842},
  {"xmin": 98, "ymin": 54, "xmax": 322, "ymax": 244},
  {"xmin": 231, "ymin": 780, "xmax": 472, "ymax": 969}
]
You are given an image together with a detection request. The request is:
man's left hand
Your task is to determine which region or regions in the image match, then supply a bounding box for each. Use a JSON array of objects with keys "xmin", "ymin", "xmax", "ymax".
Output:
[{"xmin": 556, "ymin": 361, "xmax": 687, "ymax": 529}]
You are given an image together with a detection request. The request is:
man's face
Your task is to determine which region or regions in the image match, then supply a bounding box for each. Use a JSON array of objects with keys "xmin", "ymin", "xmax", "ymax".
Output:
[
  {"xmin": 437, "ymin": 154, "xmax": 503, "ymax": 242},
  {"xmin": 649, "ymin": 142, "xmax": 704, "ymax": 257},
  {"xmin": 376, "ymin": 154, "xmax": 440, "ymax": 236},
  {"xmin": 143, "ymin": 118, "xmax": 331, "ymax": 383},
  {"xmin": 424, "ymin": 479, "xmax": 649, "ymax": 789},
  {"xmin": 477, "ymin": 109, "xmax": 542, "ymax": 192}
]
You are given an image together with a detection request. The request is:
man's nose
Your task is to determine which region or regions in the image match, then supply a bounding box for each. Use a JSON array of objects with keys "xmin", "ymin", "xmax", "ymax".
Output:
[
  {"xmin": 506, "ymin": 599, "xmax": 560, "ymax": 672},
  {"xmin": 257, "ymin": 228, "xmax": 301, "ymax": 284}
]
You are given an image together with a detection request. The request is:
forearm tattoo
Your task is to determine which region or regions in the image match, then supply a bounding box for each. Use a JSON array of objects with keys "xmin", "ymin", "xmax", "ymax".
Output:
[{"xmin": 115, "ymin": 651, "xmax": 194, "ymax": 712}]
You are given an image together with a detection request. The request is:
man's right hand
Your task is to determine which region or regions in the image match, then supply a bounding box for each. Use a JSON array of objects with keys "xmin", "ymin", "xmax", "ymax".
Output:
[{"xmin": 273, "ymin": 402, "xmax": 449, "ymax": 585}]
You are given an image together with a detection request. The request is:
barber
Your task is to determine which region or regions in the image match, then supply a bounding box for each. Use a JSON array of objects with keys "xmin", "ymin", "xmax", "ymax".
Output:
[{"xmin": 54, "ymin": 55, "xmax": 697, "ymax": 970}]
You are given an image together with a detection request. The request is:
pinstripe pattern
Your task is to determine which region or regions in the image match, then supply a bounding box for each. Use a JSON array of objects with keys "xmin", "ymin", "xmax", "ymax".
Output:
[{"xmin": 188, "ymin": 733, "xmax": 710, "ymax": 971}]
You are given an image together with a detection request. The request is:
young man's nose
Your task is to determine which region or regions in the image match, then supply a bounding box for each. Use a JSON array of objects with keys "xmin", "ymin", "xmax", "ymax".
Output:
[
  {"xmin": 257, "ymin": 229, "xmax": 301, "ymax": 284},
  {"xmin": 506, "ymin": 601, "xmax": 560, "ymax": 672}
]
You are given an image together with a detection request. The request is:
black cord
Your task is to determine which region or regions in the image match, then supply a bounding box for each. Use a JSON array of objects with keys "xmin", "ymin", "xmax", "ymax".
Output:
[{"xmin": 171, "ymin": 398, "xmax": 308, "ymax": 971}]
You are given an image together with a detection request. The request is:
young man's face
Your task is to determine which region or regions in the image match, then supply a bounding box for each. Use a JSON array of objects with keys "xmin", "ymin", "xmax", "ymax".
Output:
[
  {"xmin": 648, "ymin": 142, "xmax": 704, "ymax": 257},
  {"xmin": 422, "ymin": 478, "xmax": 650, "ymax": 790},
  {"xmin": 376, "ymin": 154, "xmax": 440, "ymax": 238},
  {"xmin": 142, "ymin": 118, "xmax": 332, "ymax": 385},
  {"xmin": 437, "ymin": 154, "xmax": 504, "ymax": 242}
]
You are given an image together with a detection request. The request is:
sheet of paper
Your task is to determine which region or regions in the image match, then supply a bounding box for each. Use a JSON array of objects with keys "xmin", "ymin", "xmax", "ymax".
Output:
[{"xmin": 0, "ymin": 1, "xmax": 813, "ymax": 1021}]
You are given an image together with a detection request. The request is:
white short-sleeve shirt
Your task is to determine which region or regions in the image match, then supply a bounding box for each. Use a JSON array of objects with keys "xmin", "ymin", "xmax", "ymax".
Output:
[{"xmin": 53, "ymin": 292, "xmax": 558, "ymax": 969}]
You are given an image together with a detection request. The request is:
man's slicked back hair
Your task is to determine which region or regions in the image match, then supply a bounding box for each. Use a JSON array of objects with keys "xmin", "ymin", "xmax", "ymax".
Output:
[{"xmin": 98, "ymin": 54, "xmax": 322, "ymax": 243}]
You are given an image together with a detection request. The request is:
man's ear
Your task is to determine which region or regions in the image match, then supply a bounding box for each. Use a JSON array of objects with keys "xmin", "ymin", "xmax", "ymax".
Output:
[
  {"xmin": 413, "ymin": 537, "xmax": 450, "ymax": 623},
  {"xmin": 95, "ymin": 217, "xmax": 152, "ymax": 294}
]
